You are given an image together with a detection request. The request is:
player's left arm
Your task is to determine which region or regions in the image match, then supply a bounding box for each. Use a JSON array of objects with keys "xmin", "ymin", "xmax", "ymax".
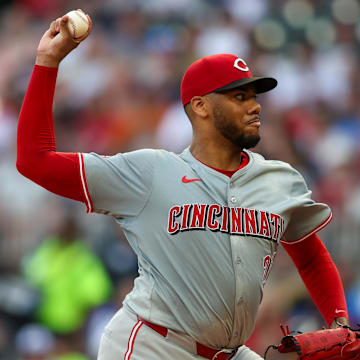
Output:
[
  {"xmin": 281, "ymin": 233, "xmax": 349, "ymax": 328},
  {"xmin": 280, "ymin": 168, "xmax": 349, "ymax": 328}
]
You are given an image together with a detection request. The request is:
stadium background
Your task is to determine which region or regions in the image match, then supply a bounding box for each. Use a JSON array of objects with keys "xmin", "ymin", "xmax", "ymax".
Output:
[{"xmin": 0, "ymin": 0, "xmax": 359, "ymax": 358}]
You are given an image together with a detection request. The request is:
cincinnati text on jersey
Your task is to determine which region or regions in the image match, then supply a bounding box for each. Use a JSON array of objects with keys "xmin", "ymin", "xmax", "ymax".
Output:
[{"xmin": 167, "ymin": 204, "xmax": 284, "ymax": 243}]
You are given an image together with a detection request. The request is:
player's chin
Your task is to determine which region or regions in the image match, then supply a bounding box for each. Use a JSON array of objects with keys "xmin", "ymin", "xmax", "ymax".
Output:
[
  {"xmin": 245, "ymin": 125, "xmax": 260, "ymax": 137},
  {"xmin": 237, "ymin": 134, "xmax": 260, "ymax": 149}
]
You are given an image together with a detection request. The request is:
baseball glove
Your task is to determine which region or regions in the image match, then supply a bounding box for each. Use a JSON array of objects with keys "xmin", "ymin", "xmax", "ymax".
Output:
[{"xmin": 264, "ymin": 323, "xmax": 360, "ymax": 359}]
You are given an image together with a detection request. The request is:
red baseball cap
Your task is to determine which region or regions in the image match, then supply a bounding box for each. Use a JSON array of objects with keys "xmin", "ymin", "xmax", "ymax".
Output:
[{"xmin": 181, "ymin": 54, "xmax": 277, "ymax": 106}]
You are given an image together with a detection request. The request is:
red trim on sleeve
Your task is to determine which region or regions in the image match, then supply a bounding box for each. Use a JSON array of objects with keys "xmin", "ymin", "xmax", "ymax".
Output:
[
  {"xmin": 291, "ymin": 212, "xmax": 333, "ymax": 243},
  {"xmin": 281, "ymin": 233, "xmax": 348, "ymax": 326},
  {"xmin": 78, "ymin": 153, "xmax": 93, "ymax": 213}
]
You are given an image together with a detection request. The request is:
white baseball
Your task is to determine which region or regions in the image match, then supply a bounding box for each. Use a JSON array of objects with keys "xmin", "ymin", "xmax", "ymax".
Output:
[{"xmin": 65, "ymin": 10, "xmax": 89, "ymax": 39}]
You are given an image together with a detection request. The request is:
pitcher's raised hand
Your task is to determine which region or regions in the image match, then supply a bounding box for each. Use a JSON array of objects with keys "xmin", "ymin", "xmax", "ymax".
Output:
[{"xmin": 36, "ymin": 9, "xmax": 92, "ymax": 68}]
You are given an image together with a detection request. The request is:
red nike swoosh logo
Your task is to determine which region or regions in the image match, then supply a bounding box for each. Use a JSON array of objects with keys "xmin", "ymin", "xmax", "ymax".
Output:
[{"xmin": 182, "ymin": 176, "xmax": 202, "ymax": 183}]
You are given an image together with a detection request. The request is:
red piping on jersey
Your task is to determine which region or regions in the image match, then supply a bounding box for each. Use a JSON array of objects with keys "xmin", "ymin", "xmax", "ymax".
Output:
[
  {"xmin": 289, "ymin": 212, "xmax": 333, "ymax": 243},
  {"xmin": 196, "ymin": 152, "xmax": 249, "ymax": 178},
  {"xmin": 124, "ymin": 320, "xmax": 143, "ymax": 360},
  {"xmin": 16, "ymin": 65, "xmax": 91, "ymax": 211},
  {"xmin": 78, "ymin": 153, "xmax": 93, "ymax": 213},
  {"xmin": 282, "ymin": 233, "xmax": 348, "ymax": 326}
]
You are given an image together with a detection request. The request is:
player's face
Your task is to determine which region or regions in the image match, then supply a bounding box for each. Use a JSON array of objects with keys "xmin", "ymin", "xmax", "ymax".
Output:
[{"xmin": 209, "ymin": 86, "xmax": 261, "ymax": 149}]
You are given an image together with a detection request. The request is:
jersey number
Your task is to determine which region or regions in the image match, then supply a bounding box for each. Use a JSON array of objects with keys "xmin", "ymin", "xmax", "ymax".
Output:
[{"xmin": 262, "ymin": 253, "xmax": 276, "ymax": 287}]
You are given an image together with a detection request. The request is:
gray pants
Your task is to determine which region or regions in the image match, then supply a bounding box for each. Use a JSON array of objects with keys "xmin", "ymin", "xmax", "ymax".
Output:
[{"xmin": 97, "ymin": 307, "xmax": 263, "ymax": 360}]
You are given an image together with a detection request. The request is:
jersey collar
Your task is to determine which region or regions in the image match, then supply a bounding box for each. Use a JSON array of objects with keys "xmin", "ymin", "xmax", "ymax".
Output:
[{"xmin": 180, "ymin": 147, "xmax": 253, "ymax": 180}]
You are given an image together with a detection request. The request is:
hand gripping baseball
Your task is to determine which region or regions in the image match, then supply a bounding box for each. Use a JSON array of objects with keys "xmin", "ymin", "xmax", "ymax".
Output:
[{"xmin": 36, "ymin": 9, "xmax": 92, "ymax": 68}]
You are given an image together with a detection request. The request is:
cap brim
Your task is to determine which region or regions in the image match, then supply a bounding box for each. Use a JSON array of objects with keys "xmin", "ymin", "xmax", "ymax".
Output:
[{"xmin": 214, "ymin": 77, "xmax": 277, "ymax": 94}]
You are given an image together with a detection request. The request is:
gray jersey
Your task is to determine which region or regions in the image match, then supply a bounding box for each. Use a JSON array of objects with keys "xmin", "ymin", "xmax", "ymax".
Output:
[{"xmin": 82, "ymin": 148, "xmax": 331, "ymax": 349}]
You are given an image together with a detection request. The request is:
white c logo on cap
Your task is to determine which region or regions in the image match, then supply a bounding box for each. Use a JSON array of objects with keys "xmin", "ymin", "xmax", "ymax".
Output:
[{"xmin": 234, "ymin": 58, "xmax": 249, "ymax": 72}]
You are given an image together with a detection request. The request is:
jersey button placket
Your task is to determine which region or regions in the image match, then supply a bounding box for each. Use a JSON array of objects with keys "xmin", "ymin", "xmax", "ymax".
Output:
[{"xmin": 229, "ymin": 182, "xmax": 242, "ymax": 346}]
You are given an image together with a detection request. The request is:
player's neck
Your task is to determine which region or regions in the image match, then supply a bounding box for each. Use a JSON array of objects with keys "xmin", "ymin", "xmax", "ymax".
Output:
[{"xmin": 190, "ymin": 139, "xmax": 242, "ymax": 171}]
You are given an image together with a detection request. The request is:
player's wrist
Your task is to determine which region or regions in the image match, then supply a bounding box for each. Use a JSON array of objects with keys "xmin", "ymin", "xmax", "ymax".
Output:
[
  {"xmin": 330, "ymin": 317, "xmax": 349, "ymax": 329},
  {"xmin": 35, "ymin": 52, "xmax": 61, "ymax": 68}
]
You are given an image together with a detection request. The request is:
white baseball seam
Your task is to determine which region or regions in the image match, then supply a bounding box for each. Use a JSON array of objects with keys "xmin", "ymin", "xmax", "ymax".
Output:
[
  {"xmin": 68, "ymin": 18, "xmax": 77, "ymax": 38},
  {"xmin": 68, "ymin": 11, "xmax": 88, "ymax": 38},
  {"xmin": 73, "ymin": 11, "xmax": 88, "ymax": 38},
  {"xmin": 74, "ymin": 10, "xmax": 88, "ymax": 24}
]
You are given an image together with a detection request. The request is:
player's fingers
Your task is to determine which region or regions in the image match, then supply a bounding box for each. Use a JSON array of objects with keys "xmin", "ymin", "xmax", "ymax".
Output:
[
  {"xmin": 54, "ymin": 17, "xmax": 62, "ymax": 33},
  {"xmin": 49, "ymin": 20, "xmax": 57, "ymax": 37},
  {"xmin": 58, "ymin": 15, "xmax": 71, "ymax": 38},
  {"xmin": 85, "ymin": 15, "xmax": 93, "ymax": 36}
]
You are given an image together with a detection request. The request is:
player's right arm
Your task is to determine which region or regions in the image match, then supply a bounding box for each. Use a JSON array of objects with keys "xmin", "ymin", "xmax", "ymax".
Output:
[
  {"xmin": 18, "ymin": 13, "xmax": 154, "ymax": 216},
  {"xmin": 16, "ymin": 12, "xmax": 94, "ymax": 210}
]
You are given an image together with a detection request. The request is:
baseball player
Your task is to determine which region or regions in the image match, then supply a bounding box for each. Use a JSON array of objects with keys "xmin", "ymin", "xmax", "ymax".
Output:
[{"xmin": 17, "ymin": 12, "xmax": 350, "ymax": 360}]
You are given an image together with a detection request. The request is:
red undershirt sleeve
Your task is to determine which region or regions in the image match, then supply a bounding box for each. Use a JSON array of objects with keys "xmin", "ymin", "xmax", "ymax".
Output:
[
  {"xmin": 281, "ymin": 233, "xmax": 348, "ymax": 327},
  {"xmin": 16, "ymin": 65, "xmax": 93, "ymax": 212}
]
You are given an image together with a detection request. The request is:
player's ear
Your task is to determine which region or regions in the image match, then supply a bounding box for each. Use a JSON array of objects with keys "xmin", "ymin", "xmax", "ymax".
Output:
[{"xmin": 190, "ymin": 96, "xmax": 210, "ymax": 119}]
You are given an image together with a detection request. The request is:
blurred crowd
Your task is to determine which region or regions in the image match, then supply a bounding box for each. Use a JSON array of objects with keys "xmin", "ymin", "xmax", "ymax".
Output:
[{"xmin": 0, "ymin": 0, "xmax": 359, "ymax": 358}]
